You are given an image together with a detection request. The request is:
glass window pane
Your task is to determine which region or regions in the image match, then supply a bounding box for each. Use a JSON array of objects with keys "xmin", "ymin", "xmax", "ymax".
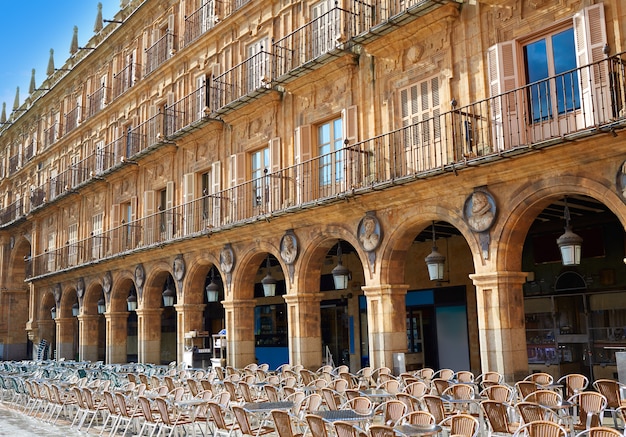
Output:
[
  {"xmin": 552, "ymin": 28, "xmax": 579, "ymax": 113},
  {"xmin": 524, "ymin": 38, "xmax": 552, "ymax": 122}
]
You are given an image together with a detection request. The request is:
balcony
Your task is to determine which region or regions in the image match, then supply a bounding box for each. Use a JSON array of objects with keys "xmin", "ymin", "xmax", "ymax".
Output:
[
  {"xmin": 88, "ymin": 86, "xmax": 108, "ymax": 118},
  {"xmin": 23, "ymin": 52, "xmax": 626, "ymax": 279},
  {"xmin": 64, "ymin": 106, "xmax": 83, "ymax": 135},
  {"xmin": 112, "ymin": 62, "xmax": 140, "ymax": 100},
  {"xmin": 145, "ymin": 32, "xmax": 176, "ymax": 76},
  {"xmin": 8, "ymin": 155, "xmax": 19, "ymax": 175},
  {"xmin": 211, "ymin": 49, "xmax": 274, "ymax": 113},
  {"xmin": 183, "ymin": 0, "xmax": 219, "ymax": 47},
  {"xmin": 0, "ymin": 198, "xmax": 23, "ymax": 226},
  {"xmin": 43, "ymin": 123, "xmax": 58, "ymax": 149},
  {"xmin": 23, "ymin": 141, "xmax": 34, "ymax": 162},
  {"xmin": 165, "ymin": 83, "xmax": 207, "ymax": 136}
]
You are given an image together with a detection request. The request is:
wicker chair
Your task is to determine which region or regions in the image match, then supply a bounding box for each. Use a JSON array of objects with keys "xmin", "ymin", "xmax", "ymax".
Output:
[
  {"xmin": 440, "ymin": 413, "xmax": 480, "ymax": 437},
  {"xmin": 592, "ymin": 379, "xmax": 626, "ymax": 428},
  {"xmin": 481, "ymin": 400, "xmax": 520, "ymax": 437},
  {"xmin": 512, "ymin": 420, "xmax": 567, "ymax": 437},
  {"xmin": 556, "ymin": 374, "xmax": 588, "ymax": 398},
  {"xmin": 568, "ymin": 391, "xmax": 607, "ymax": 431}
]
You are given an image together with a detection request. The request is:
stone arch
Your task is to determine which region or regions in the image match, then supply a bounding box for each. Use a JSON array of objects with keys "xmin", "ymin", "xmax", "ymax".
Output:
[
  {"xmin": 496, "ymin": 175, "xmax": 626, "ymax": 272},
  {"xmin": 229, "ymin": 241, "xmax": 285, "ymax": 301},
  {"xmin": 141, "ymin": 261, "xmax": 173, "ymax": 309},
  {"xmin": 109, "ymin": 269, "xmax": 136, "ymax": 312},
  {"xmin": 182, "ymin": 252, "xmax": 221, "ymax": 305},
  {"xmin": 83, "ymin": 279, "xmax": 104, "ymax": 316},
  {"xmin": 379, "ymin": 205, "xmax": 477, "ymax": 285},
  {"xmin": 59, "ymin": 285, "xmax": 78, "ymax": 319},
  {"xmin": 294, "ymin": 224, "xmax": 366, "ymax": 294},
  {"xmin": 8, "ymin": 235, "xmax": 31, "ymax": 288},
  {"xmin": 39, "ymin": 288, "xmax": 56, "ymax": 321}
]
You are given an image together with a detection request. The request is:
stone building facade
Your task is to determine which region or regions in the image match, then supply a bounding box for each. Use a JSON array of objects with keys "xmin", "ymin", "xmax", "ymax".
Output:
[{"xmin": 0, "ymin": 0, "xmax": 625, "ymax": 382}]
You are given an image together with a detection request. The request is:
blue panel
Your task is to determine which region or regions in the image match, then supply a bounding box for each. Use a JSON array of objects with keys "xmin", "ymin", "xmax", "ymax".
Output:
[
  {"xmin": 406, "ymin": 290, "xmax": 434, "ymax": 306},
  {"xmin": 349, "ymin": 316, "xmax": 354, "ymax": 354},
  {"xmin": 255, "ymin": 346, "xmax": 289, "ymax": 371}
]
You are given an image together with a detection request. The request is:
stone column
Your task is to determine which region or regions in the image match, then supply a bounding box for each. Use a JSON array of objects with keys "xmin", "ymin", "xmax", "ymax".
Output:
[
  {"xmin": 362, "ymin": 284, "xmax": 409, "ymax": 371},
  {"xmin": 283, "ymin": 292, "xmax": 323, "ymax": 369},
  {"xmin": 470, "ymin": 271, "xmax": 529, "ymax": 382},
  {"xmin": 106, "ymin": 312, "xmax": 128, "ymax": 364},
  {"xmin": 136, "ymin": 308, "xmax": 163, "ymax": 364},
  {"xmin": 56, "ymin": 317, "xmax": 78, "ymax": 360},
  {"xmin": 78, "ymin": 314, "xmax": 100, "ymax": 362},
  {"xmin": 222, "ymin": 299, "xmax": 255, "ymax": 368},
  {"xmin": 37, "ymin": 319, "xmax": 55, "ymax": 359},
  {"xmin": 175, "ymin": 303, "xmax": 205, "ymax": 364}
]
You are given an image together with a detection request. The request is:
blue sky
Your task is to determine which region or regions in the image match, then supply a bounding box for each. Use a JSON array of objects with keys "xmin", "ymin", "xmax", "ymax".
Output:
[{"xmin": 0, "ymin": 1, "xmax": 120, "ymax": 116}]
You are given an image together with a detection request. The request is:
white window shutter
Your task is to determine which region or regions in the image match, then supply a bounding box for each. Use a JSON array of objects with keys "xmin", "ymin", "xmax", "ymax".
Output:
[
  {"xmin": 183, "ymin": 173, "xmax": 195, "ymax": 235},
  {"xmin": 144, "ymin": 190, "xmax": 156, "ymax": 244},
  {"xmin": 294, "ymin": 125, "xmax": 312, "ymax": 203},
  {"xmin": 487, "ymin": 41, "xmax": 522, "ymax": 150},
  {"xmin": 111, "ymin": 203, "xmax": 120, "ymax": 253},
  {"xmin": 211, "ymin": 161, "xmax": 221, "ymax": 227},
  {"xmin": 574, "ymin": 3, "xmax": 609, "ymax": 126}
]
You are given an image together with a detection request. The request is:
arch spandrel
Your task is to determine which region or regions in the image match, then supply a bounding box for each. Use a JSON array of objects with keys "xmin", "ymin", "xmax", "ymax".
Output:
[
  {"xmin": 181, "ymin": 253, "xmax": 221, "ymax": 305},
  {"xmin": 109, "ymin": 270, "xmax": 135, "ymax": 312},
  {"xmin": 58, "ymin": 285, "xmax": 78, "ymax": 319},
  {"xmin": 495, "ymin": 176, "xmax": 626, "ymax": 273},
  {"xmin": 141, "ymin": 263, "xmax": 172, "ymax": 309},
  {"xmin": 83, "ymin": 280, "xmax": 104, "ymax": 316}
]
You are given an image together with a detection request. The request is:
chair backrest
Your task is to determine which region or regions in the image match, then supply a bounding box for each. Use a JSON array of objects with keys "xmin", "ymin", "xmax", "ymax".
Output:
[
  {"xmin": 404, "ymin": 381, "xmax": 428, "ymax": 397},
  {"xmin": 378, "ymin": 399, "xmax": 407, "ymax": 425},
  {"xmin": 481, "ymin": 400, "xmax": 515, "ymax": 434},
  {"xmin": 155, "ymin": 397, "xmax": 174, "ymax": 425},
  {"xmin": 379, "ymin": 379, "xmax": 400, "ymax": 395},
  {"xmin": 482, "ymin": 384, "xmax": 514, "ymax": 403},
  {"xmin": 306, "ymin": 414, "xmax": 330, "ymax": 437},
  {"xmin": 523, "ymin": 389, "xmax": 562, "ymax": 406},
  {"xmin": 334, "ymin": 421, "xmax": 358, "ymax": 437},
  {"xmin": 446, "ymin": 413, "xmax": 480, "ymax": 437},
  {"xmin": 443, "ymin": 383, "xmax": 475, "ymax": 400},
  {"xmin": 265, "ymin": 384, "xmax": 280, "ymax": 402},
  {"xmin": 399, "ymin": 410, "xmax": 436, "ymax": 426},
  {"xmin": 557, "ymin": 373, "xmax": 589, "ymax": 398},
  {"xmin": 593, "ymin": 379, "xmax": 622, "ymax": 409},
  {"xmin": 169, "ymin": 386, "xmax": 185, "ymax": 401},
  {"xmin": 432, "ymin": 378, "xmax": 451, "ymax": 396},
  {"xmin": 114, "ymin": 391, "xmax": 133, "ymax": 417},
  {"xmin": 369, "ymin": 425, "xmax": 396, "ymax": 437},
  {"xmin": 272, "ymin": 409, "xmax": 297, "ymax": 437},
  {"xmin": 138, "ymin": 396, "xmax": 157, "ymax": 423},
  {"xmin": 455, "ymin": 371, "xmax": 475, "ymax": 383},
  {"xmin": 321, "ymin": 388, "xmax": 340, "ymax": 410},
  {"xmin": 396, "ymin": 393, "xmax": 420, "ymax": 413},
  {"xmin": 344, "ymin": 396, "xmax": 372, "ymax": 414},
  {"xmin": 515, "ymin": 381, "xmax": 539, "ymax": 400},
  {"xmin": 436, "ymin": 369, "xmax": 455, "ymax": 380},
  {"xmin": 300, "ymin": 393, "xmax": 323, "ymax": 415},
  {"xmin": 416, "ymin": 368, "xmax": 435, "ymax": 382},
  {"xmin": 580, "ymin": 427, "xmax": 624, "ymax": 437},
  {"xmin": 103, "ymin": 390, "xmax": 118, "ymax": 414},
  {"xmin": 232, "ymin": 405, "xmax": 255, "ymax": 435},
  {"xmin": 208, "ymin": 401, "xmax": 229, "ymax": 431},
  {"xmin": 570, "ymin": 391, "xmax": 608, "ymax": 429},
  {"xmin": 524, "ymin": 373, "xmax": 553, "ymax": 386},
  {"xmin": 516, "ymin": 401, "xmax": 560, "ymax": 424},
  {"xmin": 513, "ymin": 420, "xmax": 567, "ymax": 437},
  {"xmin": 422, "ymin": 395, "xmax": 445, "ymax": 423}
]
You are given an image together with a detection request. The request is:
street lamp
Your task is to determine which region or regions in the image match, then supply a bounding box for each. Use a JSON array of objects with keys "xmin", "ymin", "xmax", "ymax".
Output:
[
  {"xmin": 332, "ymin": 241, "xmax": 351, "ymax": 290},
  {"xmin": 72, "ymin": 302, "xmax": 80, "ymax": 317},
  {"xmin": 51, "ymin": 306, "xmax": 57, "ymax": 319},
  {"xmin": 425, "ymin": 221, "xmax": 446, "ymax": 281},
  {"xmin": 557, "ymin": 197, "xmax": 583, "ymax": 266},
  {"xmin": 206, "ymin": 268, "xmax": 220, "ymax": 302},
  {"xmin": 261, "ymin": 255, "xmax": 277, "ymax": 297},
  {"xmin": 162, "ymin": 276, "xmax": 176, "ymax": 307},
  {"xmin": 127, "ymin": 289, "xmax": 137, "ymax": 312},
  {"xmin": 97, "ymin": 297, "xmax": 106, "ymax": 314}
]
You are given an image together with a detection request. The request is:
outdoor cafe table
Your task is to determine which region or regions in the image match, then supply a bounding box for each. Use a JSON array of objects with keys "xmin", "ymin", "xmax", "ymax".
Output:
[
  {"xmin": 394, "ymin": 424, "xmax": 442, "ymax": 437},
  {"xmin": 243, "ymin": 401, "xmax": 294, "ymax": 413},
  {"xmin": 360, "ymin": 389, "xmax": 393, "ymax": 401},
  {"xmin": 312, "ymin": 409, "xmax": 375, "ymax": 423}
]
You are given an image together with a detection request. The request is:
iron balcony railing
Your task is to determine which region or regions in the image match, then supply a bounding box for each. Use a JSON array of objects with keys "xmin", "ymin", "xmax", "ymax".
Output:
[
  {"xmin": 88, "ymin": 86, "xmax": 108, "ymax": 118},
  {"xmin": 145, "ymin": 32, "xmax": 176, "ymax": 76},
  {"xmin": 183, "ymin": 0, "xmax": 219, "ymax": 47},
  {"xmin": 211, "ymin": 49, "xmax": 274, "ymax": 112},
  {"xmin": 8, "ymin": 154, "xmax": 19, "ymax": 175},
  {"xmin": 165, "ymin": 83, "xmax": 207, "ymax": 136},
  {"xmin": 64, "ymin": 106, "xmax": 83, "ymax": 135},
  {"xmin": 43, "ymin": 123, "xmax": 58, "ymax": 149},
  {"xmin": 21, "ymin": 53, "xmax": 626, "ymax": 276},
  {"xmin": 24, "ymin": 140, "xmax": 34, "ymax": 162},
  {"xmin": 112, "ymin": 62, "xmax": 140, "ymax": 100},
  {"xmin": 272, "ymin": 5, "xmax": 356, "ymax": 80}
]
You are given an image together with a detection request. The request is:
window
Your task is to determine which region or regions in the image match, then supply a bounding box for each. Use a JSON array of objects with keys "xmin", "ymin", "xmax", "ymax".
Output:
[
  {"xmin": 400, "ymin": 77, "xmax": 441, "ymax": 172},
  {"xmin": 47, "ymin": 232, "xmax": 56, "ymax": 272},
  {"xmin": 95, "ymin": 140, "xmax": 105, "ymax": 174},
  {"xmin": 67, "ymin": 223, "xmax": 78, "ymax": 266},
  {"xmin": 251, "ymin": 147, "xmax": 270, "ymax": 207},
  {"xmin": 122, "ymin": 201, "xmax": 133, "ymax": 249},
  {"xmin": 311, "ymin": 0, "xmax": 341, "ymax": 58},
  {"xmin": 247, "ymin": 38, "xmax": 270, "ymax": 93},
  {"xmin": 318, "ymin": 117, "xmax": 344, "ymax": 187},
  {"xmin": 523, "ymin": 27, "xmax": 579, "ymax": 123},
  {"xmin": 92, "ymin": 213, "xmax": 104, "ymax": 260},
  {"xmin": 158, "ymin": 182, "xmax": 175, "ymax": 238},
  {"xmin": 70, "ymin": 153, "xmax": 80, "ymax": 187}
]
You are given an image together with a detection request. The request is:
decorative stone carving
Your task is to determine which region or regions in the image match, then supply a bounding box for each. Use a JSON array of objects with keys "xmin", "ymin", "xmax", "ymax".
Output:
[
  {"xmin": 102, "ymin": 271, "xmax": 112, "ymax": 297},
  {"xmin": 76, "ymin": 277, "xmax": 85, "ymax": 299},
  {"xmin": 173, "ymin": 254, "xmax": 185, "ymax": 282}
]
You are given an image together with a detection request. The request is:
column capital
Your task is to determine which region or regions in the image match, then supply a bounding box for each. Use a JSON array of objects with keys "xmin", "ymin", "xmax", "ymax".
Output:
[
  {"xmin": 469, "ymin": 271, "xmax": 529, "ymax": 288},
  {"xmin": 135, "ymin": 307, "xmax": 163, "ymax": 317},
  {"xmin": 362, "ymin": 284, "xmax": 410, "ymax": 297},
  {"xmin": 283, "ymin": 292, "xmax": 323, "ymax": 306},
  {"xmin": 77, "ymin": 314, "xmax": 100, "ymax": 322},
  {"xmin": 105, "ymin": 311, "xmax": 131, "ymax": 321},
  {"xmin": 222, "ymin": 299, "xmax": 256, "ymax": 311},
  {"xmin": 174, "ymin": 303, "xmax": 206, "ymax": 312}
]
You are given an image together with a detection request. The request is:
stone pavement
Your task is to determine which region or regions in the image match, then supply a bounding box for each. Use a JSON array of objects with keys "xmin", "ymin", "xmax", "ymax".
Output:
[{"xmin": 0, "ymin": 403, "xmax": 85, "ymax": 436}]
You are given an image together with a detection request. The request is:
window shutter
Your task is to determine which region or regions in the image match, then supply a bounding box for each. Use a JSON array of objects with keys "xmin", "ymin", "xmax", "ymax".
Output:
[
  {"xmin": 228, "ymin": 153, "xmax": 245, "ymax": 222},
  {"xmin": 211, "ymin": 161, "xmax": 221, "ymax": 227},
  {"xmin": 183, "ymin": 173, "xmax": 195, "ymax": 235},
  {"xmin": 269, "ymin": 137, "xmax": 282, "ymax": 210},
  {"xmin": 341, "ymin": 107, "xmax": 358, "ymax": 190},
  {"xmin": 487, "ymin": 41, "xmax": 521, "ymax": 150},
  {"xmin": 165, "ymin": 181, "xmax": 175, "ymax": 238},
  {"xmin": 111, "ymin": 203, "xmax": 120, "ymax": 253},
  {"xmin": 574, "ymin": 3, "xmax": 609, "ymax": 126},
  {"xmin": 342, "ymin": 105, "xmax": 358, "ymax": 145},
  {"xmin": 144, "ymin": 190, "xmax": 155, "ymax": 244},
  {"xmin": 294, "ymin": 125, "xmax": 312, "ymax": 203}
]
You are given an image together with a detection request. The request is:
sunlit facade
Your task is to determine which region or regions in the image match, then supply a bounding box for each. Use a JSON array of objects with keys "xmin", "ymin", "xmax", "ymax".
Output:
[{"xmin": 0, "ymin": 0, "xmax": 625, "ymax": 382}]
